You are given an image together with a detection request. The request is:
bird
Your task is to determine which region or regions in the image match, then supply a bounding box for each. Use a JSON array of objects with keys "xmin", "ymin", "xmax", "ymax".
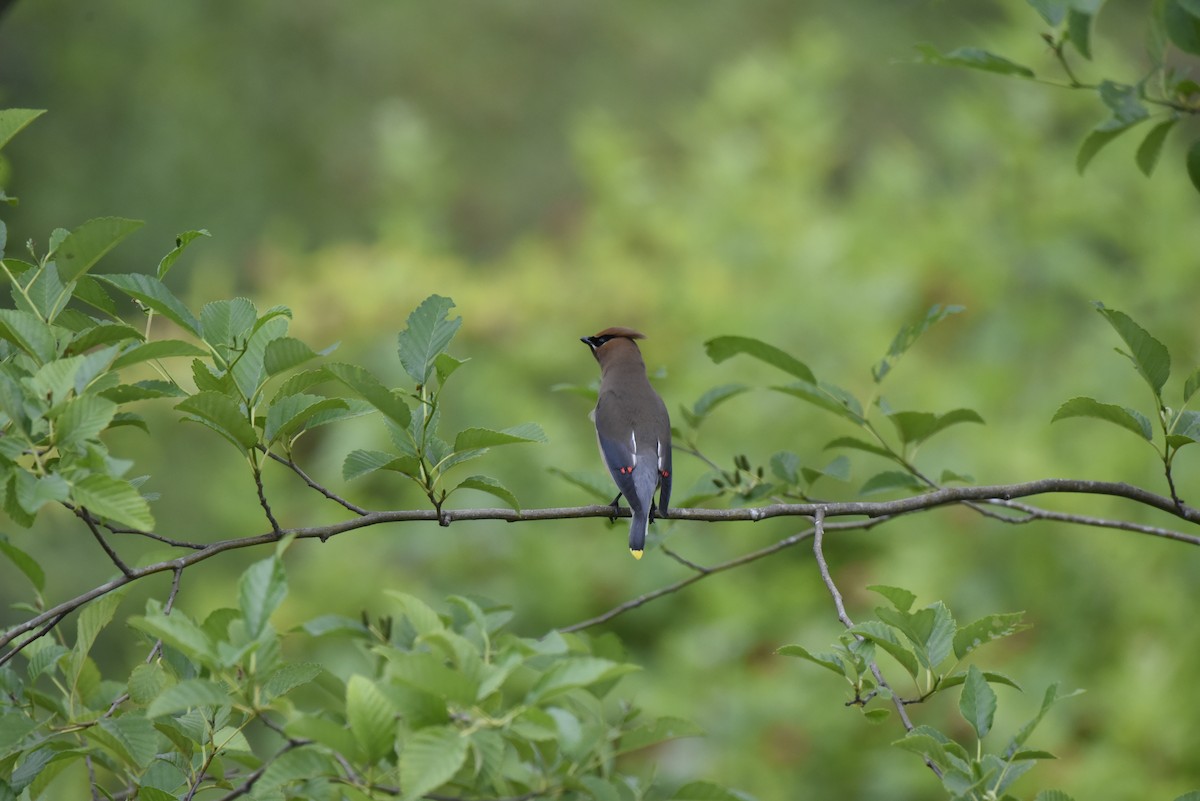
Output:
[{"xmin": 580, "ymin": 327, "xmax": 672, "ymax": 559}]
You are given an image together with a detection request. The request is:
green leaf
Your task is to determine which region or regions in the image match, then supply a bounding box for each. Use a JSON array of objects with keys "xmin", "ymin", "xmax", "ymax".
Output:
[
  {"xmin": 156, "ymin": 229, "xmax": 210, "ymax": 279},
  {"xmin": 892, "ymin": 732, "xmax": 953, "ymax": 770},
  {"xmin": 825, "ymin": 435, "xmax": 892, "ymax": 458},
  {"xmin": 433, "ymin": 352, "xmax": 467, "ymax": 384},
  {"xmin": 112, "ymin": 339, "xmax": 207, "ymax": 370},
  {"xmin": 200, "ymin": 297, "xmax": 257, "ymax": 347},
  {"xmin": 260, "ymin": 662, "xmax": 323, "ymax": 703},
  {"xmin": 703, "ymin": 335, "xmax": 815, "ymax": 381},
  {"xmin": 1136, "ymin": 119, "xmax": 1179, "ymax": 177},
  {"xmin": 175, "ymin": 391, "xmax": 258, "ymax": 452},
  {"xmin": 1007, "ymin": 683, "xmax": 1085, "ymax": 756},
  {"xmin": 1172, "ymin": 793, "xmax": 1200, "ymax": 801},
  {"xmin": 850, "ymin": 620, "xmax": 920, "ymax": 679},
  {"xmin": 129, "ymin": 609, "xmax": 216, "ymax": 668},
  {"xmin": 1034, "ymin": 790, "xmax": 1076, "ymax": 801},
  {"xmin": 264, "ymin": 394, "xmax": 348, "ymax": 445},
  {"xmin": 1166, "ymin": 0, "xmax": 1200, "ymax": 54},
  {"xmin": 669, "ymin": 780, "xmax": 749, "ymax": 801},
  {"xmin": 873, "ymin": 304, "xmax": 964, "ymax": 382},
  {"xmin": 21, "ymin": 262, "xmax": 67, "ymax": 320},
  {"xmin": 1189, "ymin": 139, "xmax": 1200, "ymax": 193},
  {"xmin": 617, "ymin": 716, "xmax": 705, "ymax": 756},
  {"xmin": 1094, "ymin": 304, "xmax": 1171, "ymax": 396},
  {"xmin": 769, "ymin": 451, "xmax": 801, "ymax": 484},
  {"xmin": 1067, "ymin": 8, "xmax": 1093, "ymax": 58},
  {"xmin": 773, "ymin": 379, "xmax": 864, "ymax": 423},
  {"xmin": 71, "ymin": 473, "xmax": 154, "ymax": 530},
  {"xmin": 53, "ymin": 218, "xmax": 144, "ymax": 283},
  {"xmin": 452, "ymin": 474, "xmax": 521, "ymax": 511},
  {"xmin": 397, "ymin": 294, "xmax": 462, "ymax": 385},
  {"xmin": 263, "ymin": 336, "xmax": 321, "ymax": 376},
  {"xmin": 683, "ymin": 383, "xmax": 750, "ymax": 428},
  {"xmin": 887, "ymin": 408, "xmax": 984, "ymax": 446},
  {"xmin": 326, "ymin": 362, "xmax": 411, "ymax": 427},
  {"xmin": 547, "ymin": 467, "xmax": 615, "ymax": 503},
  {"xmin": 453, "ymin": 424, "xmax": 546, "ymax": 451},
  {"xmin": 54, "ymin": 395, "xmax": 118, "ymax": 450},
  {"xmin": 0, "ymin": 109, "xmax": 46, "ymax": 151},
  {"xmin": 959, "ymin": 664, "xmax": 997, "ymax": 739},
  {"xmin": 1028, "ymin": 0, "xmax": 1068, "ymax": 25},
  {"xmin": 1052, "ymin": 397, "xmax": 1152, "ymax": 440},
  {"xmin": 0, "ymin": 537, "xmax": 45, "ymax": 590},
  {"xmin": 860, "ymin": 470, "xmax": 926, "ymax": 495},
  {"xmin": 128, "ymin": 662, "xmax": 170, "ymax": 704},
  {"xmin": 776, "ymin": 644, "xmax": 845, "ymax": 676},
  {"xmin": 95, "ymin": 716, "xmax": 157, "ymax": 770},
  {"xmin": 531, "ymin": 657, "xmax": 639, "ymax": 701},
  {"xmin": 400, "ymin": 725, "xmax": 468, "ymax": 801},
  {"xmin": 346, "ymin": 675, "xmax": 397, "ymax": 764},
  {"xmin": 145, "ymin": 678, "xmax": 232, "ymax": 717},
  {"xmin": 0, "ymin": 308, "xmax": 58, "ymax": 363},
  {"xmin": 915, "ymin": 44, "xmax": 1035, "ymax": 77},
  {"xmin": 343, "ymin": 449, "xmax": 420, "ymax": 481},
  {"xmin": 868, "ymin": 585, "xmax": 916, "ymax": 612},
  {"xmin": 1184, "ymin": 367, "xmax": 1200, "ymax": 403},
  {"xmin": 954, "ymin": 612, "xmax": 1030, "ymax": 659},
  {"xmin": 96, "ymin": 273, "xmax": 202, "ymax": 337},
  {"xmin": 75, "ymin": 591, "xmax": 124, "ymax": 667},
  {"xmin": 1077, "ymin": 120, "xmax": 1146, "ymax": 175},
  {"xmin": 239, "ymin": 556, "xmax": 288, "ymax": 639}
]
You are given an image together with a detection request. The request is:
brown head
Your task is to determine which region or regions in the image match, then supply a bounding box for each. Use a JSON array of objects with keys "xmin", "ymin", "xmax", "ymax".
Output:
[{"xmin": 580, "ymin": 327, "xmax": 646, "ymax": 365}]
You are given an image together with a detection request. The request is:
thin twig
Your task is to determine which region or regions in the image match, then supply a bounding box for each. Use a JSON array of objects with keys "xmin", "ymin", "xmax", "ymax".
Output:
[
  {"xmin": 561, "ymin": 517, "xmax": 890, "ymax": 632},
  {"xmin": 76, "ymin": 509, "xmax": 133, "ymax": 577},
  {"xmin": 253, "ymin": 464, "xmax": 282, "ymax": 534},
  {"xmin": 104, "ymin": 525, "xmax": 207, "ymax": 550},
  {"xmin": 659, "ymin": 545, "xmax": 710, "ymax": 574},
  {"xmin": 215, "ymin": 740, "xmax": 312, "ymax": 801},
  {"xmin": 811, "ymin": 509, "xmax": 940, "ymax": 778},
  {"xmin": 266, "ymin": 450, "xmax": 368, "ymax": 515}
]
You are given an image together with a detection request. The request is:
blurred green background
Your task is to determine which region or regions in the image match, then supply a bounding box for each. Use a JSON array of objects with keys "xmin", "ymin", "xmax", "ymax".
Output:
[{"xmin": 3, "ymin": 1, "xmax": 1200, "ymax": 798}]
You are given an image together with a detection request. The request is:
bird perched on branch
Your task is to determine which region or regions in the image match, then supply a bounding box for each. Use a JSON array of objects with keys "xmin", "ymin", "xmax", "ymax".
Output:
[{"xmin": 580, "ymin": 327, "xmax": 672, "ymax": 559}]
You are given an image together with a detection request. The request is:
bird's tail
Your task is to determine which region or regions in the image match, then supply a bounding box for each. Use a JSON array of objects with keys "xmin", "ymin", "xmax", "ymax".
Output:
[{"xmin": 628, "ymin": 508, "xmax": 649, "ymax": 560}]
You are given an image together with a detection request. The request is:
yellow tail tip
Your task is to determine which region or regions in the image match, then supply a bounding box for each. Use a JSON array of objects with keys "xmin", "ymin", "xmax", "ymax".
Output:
[{"xmin": 629, "ymin": 548, "xmax": 644, "ymax": 560}]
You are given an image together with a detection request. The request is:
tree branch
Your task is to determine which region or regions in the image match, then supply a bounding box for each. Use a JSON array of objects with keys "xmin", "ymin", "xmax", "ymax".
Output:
[
  {"xmin": 266, "ymin": 450, "xmax": 368, "ymax": 516},
  {"xmin": 76, "ymin": 509, "xmax": 133, "ymax": 577},
  {"xmin": 3, "ymin": 478, "xmax": 1199, "ymax": 662}
]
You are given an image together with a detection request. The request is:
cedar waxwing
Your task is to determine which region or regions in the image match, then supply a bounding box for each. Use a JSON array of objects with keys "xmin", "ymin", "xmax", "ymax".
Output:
[{"xmin": 581, "ymin": 327, "xmax": 672, "ymax": 559}]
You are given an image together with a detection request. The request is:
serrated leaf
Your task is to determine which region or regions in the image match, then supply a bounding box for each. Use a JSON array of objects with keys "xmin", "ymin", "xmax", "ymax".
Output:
[
  {"xmin": 101, "ymin": 380, "xmax": 186, "ymax": 403},
  {"xmin": 111, "ymin": 339, "xmax": 206, "ymax": 370},
  {"xmin": 433, "ymin": 352, "xmax": 466, "ymax": 384},
  {"xmin": 770, "ymin": 451, "xmax": 801, "ymax": 483},
  {"xmin": 128, "ymin": 662, "xmax": 170, "ymax": 705},
  {"xmin": 959, "ymin": 665, "xmax": 997, "ymax": 739},
  {"xmin": 347, "ymin": 675, "xmax": 397, "ymax": 764},
  {"xmin": 915, "ymin": 44, "xmax": 1035, "ymax": 77},
  {"xmin": 145, "ymin": 678, "xmax": 231, "ymax": 717},
  {"xmin": 773, "ymin": 379, "xmax": 864, "ymax": 423},
  {"xmin": 53, "ymin": 218, "xmax": 144, "ymax": 283},
  {"xmin": 96, "ymin": 273, "xmax": 201, "ymax": 336},
  {"xmin": 200, "ymin": 297, "xmax": 257, "ymax": 348},
  {"xmin": 75, "ymin": 591, "xmax": 123, "ymax": 667},
  {"xmin": 1034, "ymin": 790, "xmax": 1076, "ymax": 801},
  {"xmin": 326, "ymin": 362, "xmax": 411, "ymax": 427},
  {"xmin": 888, "ymin": 408, "xmax": 984, "ymax": 446},
  {"xmin": 452, "ymin": 423, "xmax": 546, "ymax": 451},
  {"xmin": 703, "ymin": 335, "xmax": 814, "ymax": 381},
  {"xmin": 687, "ymin": 383, "xmax": 750, "ymax": 427},
  {"xmin": 261, "ymin": 662, "xmax": 323, "ymax": 703},
  {"xmin": 850, "ymin": 620, "xmax": 921, "ymax": 679},
  {"xmin": 1173, "ymin": 793, "xmax": 1200, "ymax": 801},
  {"xmin": 873, "ymin": 304, "xmax": 964, "ymax": 382},
  {"xmin": 342, "ymin": 449, "xmax": 420, "ymax": 481},
  {"xmin": 892, "ymin": 732, "xmax": 952, "ymax": 769},
  {"xmin": 0, "ymin": 109, "xmax": 46, "ymax": 151},
  {"xmin": 71, "ymin": 473, "xmax": 153, "ymax": 530},
  {"xmin": 531, "ymin": 657, "xmax": 639, "ymax": 701},
  {"xmin": 397, "ymin": 295, "xmax": 462, "ymax": 385},
  {"xmin": 95, "ymin": 716, "xmax": 157, "ymax": 769},
  {"xmin": 129, "ymin": 610, "xmax": 216, "ymax": 667},
  {"xmin": 175, "ymin": 391, "xmax": 258, "ymax": 452},
  {"xmin": 400, "ymin": 725, "xmax": 468, "ymax": 801},
  {"xmin": 264, "ymin": 394, "xmax": 348, "ymax": 445},
  {"xmin": 1007, "ymin": 683, "xmax": 1085, "ymax": 756},
  {"xmin": 452, "ymin": 474, "xmax": 521, "ymax": 511},
  {"xmin": 21, "ymin": 262, "xmax": 67, "ymax": 320},
  {"xmin": 776, "ymin": 644, "xmax": 845, "ymax": 676},
  {"xmin": 0, "ymin": 308, "xmax": 58, "ymax": 363},
  {"xmin": 387, "ymin": 591, "xmax": 445, "ymax": 635},
  {"xmin": 1094, "ymin": 303, "xmax": 1170, "ymax": 395},
  {"xmin": 860, "ymin": 470, "xmax": 926, "ymax": 495},
  {"xmin": 239, "ymin": 556, "xmax": 287, "ymax": 639},
  {"xmin": 1136, "ymin": 119, "xmax": 1179, "ymax": 177},
  {"xmin": 0, "ymin": 538, "xmax": 45, "ymax": 590},
  {"xmin": 616, "ymin": 716, "xmax": 705, "ymax": 759},
  {"xmin": 1052, "ymin": 396, "xmax": 1152, "ymax": 440},
  {"xmin": 54, "ymin": 395, "xmax": 118, "ymax": 450},
  {"xmin": 156, "ymin": 229, "xmax": 210, "ymax": 279},
  {"xmin": 263, "ymin": 336, "xmax": 320, "ymax": 376},
  {"xmin": 867, "ymin": 585, "xmax": 916, "ymax": 612},
  {"xmin": 954, "ymin": 612, "xmax": 1030, "ymax": 659}
]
